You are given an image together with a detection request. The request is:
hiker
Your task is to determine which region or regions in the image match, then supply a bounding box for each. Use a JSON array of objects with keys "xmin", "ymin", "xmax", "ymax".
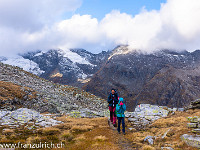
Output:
[
  {"xmin": 107, "ymin": 88, "xmax": 119, "ymax": 127},
  {"xmin": 116, "ymin": 97, "xmax": 126, "ymax": 135}
]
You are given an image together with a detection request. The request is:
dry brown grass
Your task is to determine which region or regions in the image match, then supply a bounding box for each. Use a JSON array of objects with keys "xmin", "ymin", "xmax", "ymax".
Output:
[
  {"xmin": 126, "ymin": 110, "xmax": 200, "ymax": 150},
  {"xmin": 61, "ymin": 130, "xmax": 74, "ymax": 142},
  {"xmin": 40, "ymin": 127, "xmax": 60, "ymax": 135},
  {"xmin": 71, "ymin": 125, "xmax": 94, "ymax": 132},
  {"xmin": 142, "ymin": 145, "xmax": 156, "ymax": 150},
  {"xmin": 94, "ymin": 135, "xmax": 108, "ymax": 141},
  {"xmin": 2, "ymin": 129, "xmax": 14, "ymax": 136},
  {"xmin": 0, "ymin": 81, "xmax": 37, "ymax": 101}
]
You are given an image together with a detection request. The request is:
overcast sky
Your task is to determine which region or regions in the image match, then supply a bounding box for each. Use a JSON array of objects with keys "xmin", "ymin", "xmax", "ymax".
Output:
[{"xmin": 0, "ymin": 0, "xmax": 200, "ymax": 56}]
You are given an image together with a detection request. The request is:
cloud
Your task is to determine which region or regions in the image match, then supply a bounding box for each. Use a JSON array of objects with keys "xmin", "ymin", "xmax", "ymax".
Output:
[{"xmin": 1, "ymin": 0, "xmax": 200, "ymax": 57}]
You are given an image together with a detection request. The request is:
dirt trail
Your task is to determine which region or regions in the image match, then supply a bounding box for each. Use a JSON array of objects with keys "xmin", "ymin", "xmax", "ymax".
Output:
[{"xmin": 108, "ymin": 119, "xmax": 137, "ymax": 150}]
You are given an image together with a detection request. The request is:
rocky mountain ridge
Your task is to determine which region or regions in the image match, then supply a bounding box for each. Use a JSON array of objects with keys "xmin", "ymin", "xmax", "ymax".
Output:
[{"xmin": 83, "ymin": 46, "xmax": 200, "ymax": 111}]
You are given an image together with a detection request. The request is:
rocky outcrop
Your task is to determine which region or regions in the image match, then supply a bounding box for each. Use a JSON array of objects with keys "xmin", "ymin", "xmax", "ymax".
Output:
[
  {"xmin": 125, "ymin": 104, "xmax": 170, "ymax": 129},
  {"xmin": 181, "ymin": 115, "xmax": 200, "ymax": 148},
  {"xmin": 0, "ymin": 108, "xmax": 62, "ymax": 129}
]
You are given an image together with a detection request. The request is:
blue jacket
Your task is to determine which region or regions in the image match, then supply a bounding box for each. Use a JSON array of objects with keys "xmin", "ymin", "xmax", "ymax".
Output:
[
  {"xmin": 107, "ymin": 92, "xmax": 119, "ymax": 107},
  {"xmin": 116, "ymin": 98, "xmax": 126, "ymax": 117}
]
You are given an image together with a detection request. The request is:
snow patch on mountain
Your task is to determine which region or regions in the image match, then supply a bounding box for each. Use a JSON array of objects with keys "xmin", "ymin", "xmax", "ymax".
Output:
[
  {"xmin": 1, "ymin": 56, "xmax": 44, "ymax": 75},
  {"xmin": 108, "ymin": 45, "xmax": 133, "ymax": 60},
  {"xmin": 58, "ymin": 49, "xmax": 94, "ymax": 66},
  {"xmin": 34, "ymin": 52, "xmax": 43, "ymax": 57}
]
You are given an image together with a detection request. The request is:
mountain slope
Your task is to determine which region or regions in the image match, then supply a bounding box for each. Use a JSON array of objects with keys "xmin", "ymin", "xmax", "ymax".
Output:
[
  {"xmin": 134, "ymin": 65, "xmax": 200, "ymax": 107},
  {"xmin": 0, "ymin": 62, "xmax": 107, "ymax": 114},
  {"xmin": 83, "ymin": 46, "xmax": 200, "ymax": 111}
]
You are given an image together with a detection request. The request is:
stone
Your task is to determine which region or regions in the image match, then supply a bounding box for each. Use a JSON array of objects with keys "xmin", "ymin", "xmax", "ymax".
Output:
[
  {"xmin": 177, "ymin": 108, "xmax": 184, "ymax": 111},
  {"xmin": 144, "ymin": 136, "xmax": 154, "ymax": 145},
  {"xmin": 187, "ymin": 123, "xmax": 198, "ymax": 128},
  {"xmin": 161, "ymin": 147, "xmax": 174, "ymax": 150},
  {"xmin": 181, "ymin": 134, "xmax": 200, "ymax": 148},
  {"xmin": 192, "ymin": 129, "xmax": 200, "ymax": 133},
  {"xmin": 187, "ymin": 116, "xmax": 199, "ymax": 123},
  {"xmin": 162, "ymin": 129, "xmax": 170, "ymax": 139},
  {"xmin": 128, "ymin": 118, "xmax": 138, "ymax": 122},
  {"xmin": 172, "ymin": 108, "xmax": 177, "ymax": 111}
]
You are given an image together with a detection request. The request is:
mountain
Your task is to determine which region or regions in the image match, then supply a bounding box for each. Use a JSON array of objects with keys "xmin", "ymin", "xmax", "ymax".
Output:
[
  {"xmin": 83, "ymin": 46, "xmax": 200, "ymax": 111},
  {"xmin": 1, "ymin": 49, "xmax": 110, "ymax": 87},
  {"xmin": 21, "ymin": 49, "xmax": 110, "ymax": 87},
  {"xmin": 0, "ymin": 62, "xmax": 107, "ymax": 115},
  {"xmin": 2, "ymin": 46, "xmax": 200, "ymax": 111}
]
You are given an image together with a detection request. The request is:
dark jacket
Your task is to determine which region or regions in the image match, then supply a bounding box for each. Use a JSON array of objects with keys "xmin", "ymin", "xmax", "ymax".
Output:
[{"xmin": 107, "ymin": 91, "xmax": 119, "ymax": 107}]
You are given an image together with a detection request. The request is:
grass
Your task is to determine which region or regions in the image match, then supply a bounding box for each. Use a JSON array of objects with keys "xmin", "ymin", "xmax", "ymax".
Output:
[{"xmin": 40, "ymin": 127, "xmax": 61, "ymax": 136}]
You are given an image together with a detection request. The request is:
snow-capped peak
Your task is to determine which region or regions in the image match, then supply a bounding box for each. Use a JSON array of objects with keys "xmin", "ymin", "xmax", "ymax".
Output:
[{"xmin": 108, "ymin": 45, "xmax": 133, "ymax": 60}]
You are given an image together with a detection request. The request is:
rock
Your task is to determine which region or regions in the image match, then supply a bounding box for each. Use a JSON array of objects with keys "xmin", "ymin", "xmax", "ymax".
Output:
[
  {"xmin": 177, "ymin": 108, "xmax": 184, "ymax": 111},
  {"xmin": 187, "ymin": 116, "xmax": 199, "ymax": 123},
  {"xmin": 127, "ymin": 104, "xmax": 170, "ymax": 129},
  {"xmin": 187, "ymin": 123, "xmax": 198, "ymax": 128},
  {"xmin": 192, "ymin": 129, "xmax": 200, "ymax": 133},
  {"xmin": 161, "ymin": 147, "xmax": 174, "ymax": 150},
  {"xmin": 0, "ymin": 108, "xmax": 62, "ymax": 129},
  {"xmin": 189, "ymin": 99, "xmax": 200, "ymax": 109},
  {"xmin": 144, "ymin": 135, "xmax": 154, "ymax": 145},
  {"xmin": 181, "ymin": 134, "xmax": 200, "ymax": 148},
  {"xmin": 162, "ymin": 129, "xmax": 171, "ymax": 139},
  {"xmin": 172, "ymin": 108, "xmax": 177, "ymax": 111},
  {"xmin": 0, "ymin": 111, "xmax": 10, "ymax": 119},
  {"xmin": 128, "ymin": 118, "xmax": 138, "ymax": 122}
]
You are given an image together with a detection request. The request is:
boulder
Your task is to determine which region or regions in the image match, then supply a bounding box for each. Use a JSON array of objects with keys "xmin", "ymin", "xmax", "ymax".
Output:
[
  {"xmin": 187, "ymin": 123, "xmax": 198, "ymax": 128},
  {"xmin": 144, "ymin": 135, "xmax": 154, "ymax": 145},
  {"xmin": 181, "ymin": 134, "xmax": 200, "ymax": 148}
]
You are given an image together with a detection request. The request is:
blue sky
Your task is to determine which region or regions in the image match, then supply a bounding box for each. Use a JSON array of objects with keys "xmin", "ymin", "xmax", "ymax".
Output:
[{"xmin": 75, "ymin": 0, "xmax": 166, "ymax": 20}]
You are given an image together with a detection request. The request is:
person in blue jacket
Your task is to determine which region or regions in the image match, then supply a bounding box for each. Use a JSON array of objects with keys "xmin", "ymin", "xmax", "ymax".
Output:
[{"xmin": 116, "ymin": 97, "xmax": 126, "ymax": 134}]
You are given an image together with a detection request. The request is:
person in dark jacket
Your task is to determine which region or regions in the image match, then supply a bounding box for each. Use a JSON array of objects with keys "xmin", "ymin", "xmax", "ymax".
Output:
[
  {"xmin": 107, "ymin": 88, "xmax": 119, "ymax": 127},
  {"xmin": 116, "ymin": 97, "xmax": 126, "ymax": 134}
]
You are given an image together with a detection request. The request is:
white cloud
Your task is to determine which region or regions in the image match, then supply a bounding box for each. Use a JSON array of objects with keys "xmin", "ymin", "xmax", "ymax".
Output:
[{"xmin": 1, "ymin": 0, "xmax": 200, "ymax": 57}]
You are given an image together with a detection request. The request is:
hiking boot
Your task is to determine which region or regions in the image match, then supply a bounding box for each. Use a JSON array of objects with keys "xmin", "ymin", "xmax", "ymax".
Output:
[
  {"xmin": 118, "ymin": 131, "xmax": 120, "ymax": 134},
  {"xmin": 113, "ymin": 124, "xmax": 117, "ymax": 127},
  {"xmin": 123, "ymin": 132, "xmax": 126, "ymax": 135}
]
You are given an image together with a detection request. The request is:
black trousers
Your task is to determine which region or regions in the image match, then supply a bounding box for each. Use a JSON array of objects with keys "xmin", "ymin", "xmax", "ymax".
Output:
[{"xmin": 117, "ymin": 117, "xmax": 125, "ymax": 133}]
